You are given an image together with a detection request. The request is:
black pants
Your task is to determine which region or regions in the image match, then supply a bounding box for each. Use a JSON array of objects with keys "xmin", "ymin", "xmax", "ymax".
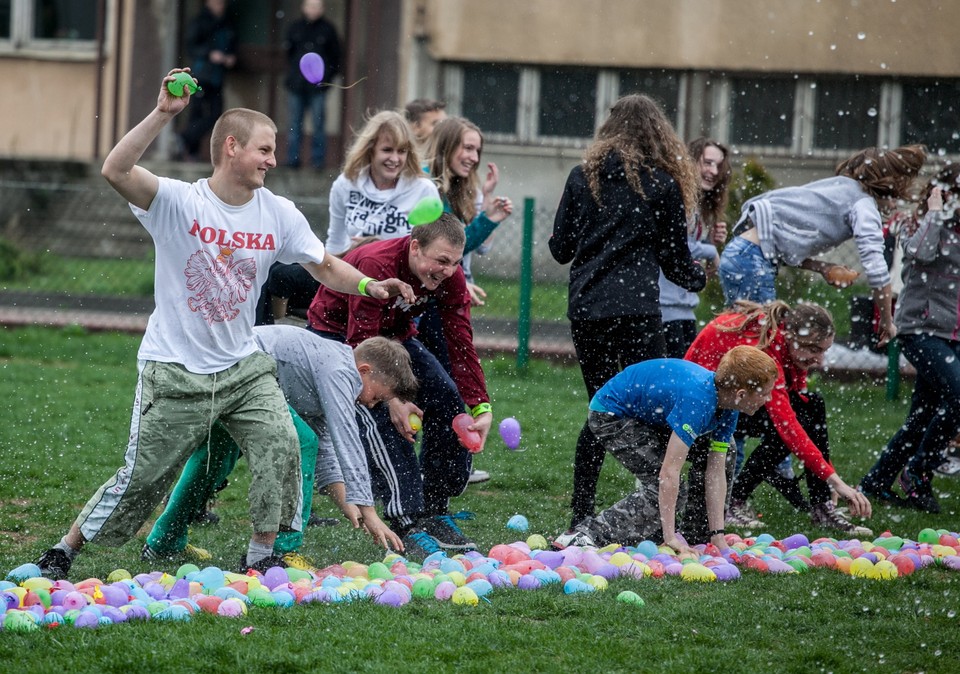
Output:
[
  {"xmin": 569, "ymin": 314, "xmax": 666, "ymax": 527},
  {"xmin": 731, "ymin": 390, "xmax": 831, "ymax": 508},
  {"xmin": 683, "ymin": 390, "xmax": 830, "ymax": 542},
  {"xmin": 663, "ymin": 319, "xmax": 698, "ymax": 359},
  {"xmin": 309, "ymin": 329, "xmax": 470, "ymax": 528}
]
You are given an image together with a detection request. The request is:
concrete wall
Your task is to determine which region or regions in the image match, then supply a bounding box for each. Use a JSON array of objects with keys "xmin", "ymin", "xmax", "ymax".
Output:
[{"xmin": 423, "ymin": 0, "xmax": 960, "ymax": 77}]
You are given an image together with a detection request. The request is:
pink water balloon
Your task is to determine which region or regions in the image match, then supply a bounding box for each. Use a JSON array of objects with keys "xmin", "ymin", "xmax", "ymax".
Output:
[
  {"xmin": 498, "ymin": 417, "xmax": 522, "ymax": 450},
  {"xmin": 299, "ymin": 52, "xmax": 326, "ymax": 85}
]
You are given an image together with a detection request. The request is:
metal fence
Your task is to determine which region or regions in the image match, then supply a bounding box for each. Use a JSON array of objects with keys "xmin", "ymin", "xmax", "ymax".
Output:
[{"xmin": 471, "ymin": 198, "xmax": 906, "ymax": 384}]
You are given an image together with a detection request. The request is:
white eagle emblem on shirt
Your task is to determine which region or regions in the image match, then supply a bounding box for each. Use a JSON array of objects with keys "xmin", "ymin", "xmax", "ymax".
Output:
[{"xmin": 184, "ymin": 247, "xmax": 258, "ymax": 323}]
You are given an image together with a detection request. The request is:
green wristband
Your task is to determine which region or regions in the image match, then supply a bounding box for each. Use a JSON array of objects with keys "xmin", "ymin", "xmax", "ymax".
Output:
[
  {"xmin": 710, "ymin": 440, "xmax": 730, "ymax": 454},
  {"xmin": 470, "ymin": 402, "xmax": 492, "ymax": 417},
  {"xmin": 357, "ymin": 277, "xmax": 374, "ymax": 296}
]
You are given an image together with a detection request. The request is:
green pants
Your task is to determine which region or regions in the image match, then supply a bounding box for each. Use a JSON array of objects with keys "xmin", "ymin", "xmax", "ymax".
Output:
[
  {"xmin": 76, "ymin": 352, "xmax": 302, "ymax": 545},
  {"xmin": 146, "ymin": 405, "xmax": 319, "ymax": 555}
]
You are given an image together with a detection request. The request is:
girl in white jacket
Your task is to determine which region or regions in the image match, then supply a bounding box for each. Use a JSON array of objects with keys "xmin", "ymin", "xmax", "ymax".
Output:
[{"xmin": 326, "ymin": 110, "xmax": 439, "ymax": 254}]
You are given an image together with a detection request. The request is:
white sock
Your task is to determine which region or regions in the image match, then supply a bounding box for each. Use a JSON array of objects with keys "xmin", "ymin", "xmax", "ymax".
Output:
[
  {"xmin": 54, "ymin": 537, "xmax": 79, "ymax": 560},
  {"xmin": 246, "ymin": 540, "xmax": 274, "ymax": 565}
]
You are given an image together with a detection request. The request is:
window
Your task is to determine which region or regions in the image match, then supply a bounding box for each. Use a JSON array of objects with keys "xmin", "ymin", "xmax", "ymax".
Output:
[
  {"xmin": 729, "ymin": 76, "xmax": 795, "ymax": 147},
  {"xmin": 34, "ymin": 0, "xmax": 95, "ymax": 40},
  {"xmin": 901, "ymin": 79, "xmax": 960, "ymax": 155},
  {"xmin": 619, "ymin": 69, "xmax": 681, "ymax": 124},
  {"xmin": 462, "ymin": 63, "xmax": 520, "ymax": 135},
  {"xmin": 0, "ymin": 1, "xmax": 10, "ymax": 39},
  {"xmin": 814, "ymin": 78, "xmax": 881, "ymax": 150},
  {"xmin": 0, "ymin": 0, "xmax": 98, "ymax": 53},
  {"xmin": 538, "ymin": 66, "xmax": 597, "ymax": 138}
]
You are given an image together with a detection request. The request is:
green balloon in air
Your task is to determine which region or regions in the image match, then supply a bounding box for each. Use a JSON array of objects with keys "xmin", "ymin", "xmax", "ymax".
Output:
[
  {"xmin": 407, "ymin": 196, "xmax": 443, "ymax": 226},
  {"xmin": 167, "ymin": 72, "xmax": 200, "ymax": 97}
]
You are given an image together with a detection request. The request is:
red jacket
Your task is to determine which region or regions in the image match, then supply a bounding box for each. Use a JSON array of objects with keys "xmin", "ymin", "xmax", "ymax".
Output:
[
  {"xmin": 307, "ymin": 236, "xmax": 489, "ymax": 407},
  {"xmin": 685, "ymin": 312, "xmax": 835, "ymax": 480}
]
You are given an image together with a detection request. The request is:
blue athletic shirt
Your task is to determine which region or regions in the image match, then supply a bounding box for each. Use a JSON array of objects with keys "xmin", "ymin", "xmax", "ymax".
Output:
[{"xmin": 589, "ymin": 359, "xmax": 738, "ymax": 447}]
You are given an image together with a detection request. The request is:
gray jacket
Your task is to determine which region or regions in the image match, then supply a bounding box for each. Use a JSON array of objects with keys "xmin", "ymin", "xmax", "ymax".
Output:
[
  {"xmin": 253, "ymin": 324, "xmax": 374, "ymax": 506},
  {"xmin": 741, "ymin": 176, "xmax": 891, "ymax": 289},
  {"xmin": 895, "ymin": 209, "xmax": 960, "ymax": 340},
  {"xmin": 659, "ymin": 235, "xmax": 718, "ymax": 322}
]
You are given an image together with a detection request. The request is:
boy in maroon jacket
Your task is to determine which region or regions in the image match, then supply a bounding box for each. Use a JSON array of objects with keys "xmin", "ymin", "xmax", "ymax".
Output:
[{"xmin": 307, "ymin": 213, "xmax": 492, "ymax": 555}]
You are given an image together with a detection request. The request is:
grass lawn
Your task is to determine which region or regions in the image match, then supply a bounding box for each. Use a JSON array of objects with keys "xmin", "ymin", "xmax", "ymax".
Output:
[{"xmin": 0, "ymin": 326, "xmax": 958, "ymax": 673}]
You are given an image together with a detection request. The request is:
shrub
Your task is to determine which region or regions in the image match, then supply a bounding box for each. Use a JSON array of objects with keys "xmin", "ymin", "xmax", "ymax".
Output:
[{"xmin": 0, "ymin": 237, "xmax": 47, "ymax": 281}]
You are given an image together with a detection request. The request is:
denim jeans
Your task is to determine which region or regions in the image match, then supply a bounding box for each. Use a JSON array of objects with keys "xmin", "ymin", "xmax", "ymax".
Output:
[
  {"xmin": 286, "ymin": 89, "xmax": 328, "ymax": 168},
  {"xmin": 862, "ymin": 333, "xmax": 960, "ymax": 487},
  {"xmin": 718, "ymin": 236, "xmax": 777, "ymax": 306}
]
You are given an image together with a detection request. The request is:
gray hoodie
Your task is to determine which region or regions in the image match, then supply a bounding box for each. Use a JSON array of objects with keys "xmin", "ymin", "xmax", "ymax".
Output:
[
  {"xmin": 741, "ymin": 176, "xmax": 891, "ymax": 289},
  {"xmin": 895, "ymin": 208, "xmax": 960, "ymax": 340},
  {"xmin": 659, "ymin": 231, "xmax": 717, "ymax": 322}
]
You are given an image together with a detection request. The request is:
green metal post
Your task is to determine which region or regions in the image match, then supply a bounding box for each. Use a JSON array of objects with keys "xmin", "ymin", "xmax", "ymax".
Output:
[
  {"xmin": 886, "ymin": 338, "xmax": 901, "ymax": 401},
  {"xmin": 516, "ymin": 197, "xmax": 535, "ymax": 372}
]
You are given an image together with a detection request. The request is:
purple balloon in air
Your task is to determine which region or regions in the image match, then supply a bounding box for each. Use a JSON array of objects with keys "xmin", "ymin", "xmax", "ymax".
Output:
[
  {"xmin": 299, "ymin": 52, "xmax": 325, "ymax": 84},
  {"xmin": 498, "ymin": 417, "xmax": 522, "ymax": 450}
]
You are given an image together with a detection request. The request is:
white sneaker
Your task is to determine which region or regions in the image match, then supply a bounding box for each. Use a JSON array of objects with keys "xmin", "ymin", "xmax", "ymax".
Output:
[
  {"xmin": 552, "ymin": 529, "xmax": 596, "ymax": 549},
  {"xmin": 468, "ymin": 469, "xmax": 490, "ymax": 484},
  {"xmin": 811, "ymin": 502, "xmax": 873, "ymax": 538},
  {"xmin": 935, "ymin": 456, "xmax": 960, "ymax": 476},
  {"xmin": 725, "ymin": 499, "xmax": 764, "ymax": 529}
]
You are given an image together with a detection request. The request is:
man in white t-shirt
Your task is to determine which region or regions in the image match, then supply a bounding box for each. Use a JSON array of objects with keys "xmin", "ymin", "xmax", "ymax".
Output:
[{"xmin": 35, "ymin": 68, "xmax": 414, "ymax": 579}]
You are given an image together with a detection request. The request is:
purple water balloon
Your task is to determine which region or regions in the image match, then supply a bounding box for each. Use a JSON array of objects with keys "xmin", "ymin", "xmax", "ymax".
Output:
[
  {"xmin": 712, "ymin": 564, "xmax": 741, "ymax": 582},
  {"xmin": 375, "ymin": 590, "xmax": 404, "ymax": 607},
  {"xmin": 517, "ymin": 575, "xmax": 540, "ymax": 590},
  {"xmin": 594, "ymin": 563, "xmax": 620, "ymax": 580},
  {"xmin": 781, "ymin": 533, "xmax": 810, "ymax": 550},
  {"xmin": 73, "ymin": 612, "xmax": 100, "ymax": 629},
  {"xmin": 498, "ymin": 417, "xmax": 522, "ymax": 450},
  {"xmin": 534, "ymin": 550, "xmax": 564, "ymax": 569},
  {"xmin": 299, "ymin": 52, "xmax": 325, "ymax": 85}
]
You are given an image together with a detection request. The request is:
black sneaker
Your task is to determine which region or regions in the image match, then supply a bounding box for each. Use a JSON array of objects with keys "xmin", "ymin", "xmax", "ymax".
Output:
[
  {"xmin": 898, "ymin": 469, "xmax": 940, "ymax": 514},
  {"xmin": 307, "ymin": 514, "xmax": 341, "ymax": 527},
  {"xmin": 858, "ymin": 481, "xmax": 906, "ymax": 506},
  {"xmin": 190, "ymin": 509, "xmax": 220, "ymax": 525},
  {"xmin": 37, "ymin": 548, "xmax": 72, "ymax": 580},
  {"xmin": 416, "ymin": 514, "xmax": 477, "ymax": 551},
  {"xmin": 238, "ymin": 554, "xmax": 288, "ymax": 574},
  {"xmin": 399, "ymin": 529, "xmax": 444, "ymax": 561},
  {"xmin": 141, "ymin": 543, "xmax": 167, "ymax": 562},
  {"xmin": 810, "ymin": 502, "xmax": 873, "ymax": 537}
]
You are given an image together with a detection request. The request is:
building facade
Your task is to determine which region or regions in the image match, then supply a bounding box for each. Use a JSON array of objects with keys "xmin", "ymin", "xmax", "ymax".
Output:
[{"xmin": 1, "ymin": 1, "xmax": 958, "ymax": 278}]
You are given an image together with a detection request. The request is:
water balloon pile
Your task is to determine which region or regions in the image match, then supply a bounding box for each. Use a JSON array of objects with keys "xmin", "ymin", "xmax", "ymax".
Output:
[{"xmin": 2, "ymin": 527, "xmax": 958, "ymax": 631}]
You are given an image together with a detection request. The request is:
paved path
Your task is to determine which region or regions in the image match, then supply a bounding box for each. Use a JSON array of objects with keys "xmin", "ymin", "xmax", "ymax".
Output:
[{"xmin": 0, "ymin": 290, "xmax": 912, "ymax": 377}]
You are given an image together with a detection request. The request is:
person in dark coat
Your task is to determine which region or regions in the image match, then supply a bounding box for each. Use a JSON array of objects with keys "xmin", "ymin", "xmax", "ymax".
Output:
[
  {"xmin": 179, "ymin": 0, "xmax": 237, "ymax": 162},
  {"xmin": 284, "ymin": 0, "xmax": 342, "ymax": 169}
]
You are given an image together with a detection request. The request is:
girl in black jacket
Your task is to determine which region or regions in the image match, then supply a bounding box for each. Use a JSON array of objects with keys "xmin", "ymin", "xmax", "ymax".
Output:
[{"xmin": 550, "ymin": 93, "xmax": 706, "ymax": 528}]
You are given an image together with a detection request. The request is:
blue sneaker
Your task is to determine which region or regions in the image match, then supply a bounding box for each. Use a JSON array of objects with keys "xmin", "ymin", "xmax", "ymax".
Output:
[
  {"xmin": 400, "ymin": 529, "xmax": 444, "ymax": 561},
  {"xmin": 417, "ymin": 513, "xmax": 477, "ymax": 551}
]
